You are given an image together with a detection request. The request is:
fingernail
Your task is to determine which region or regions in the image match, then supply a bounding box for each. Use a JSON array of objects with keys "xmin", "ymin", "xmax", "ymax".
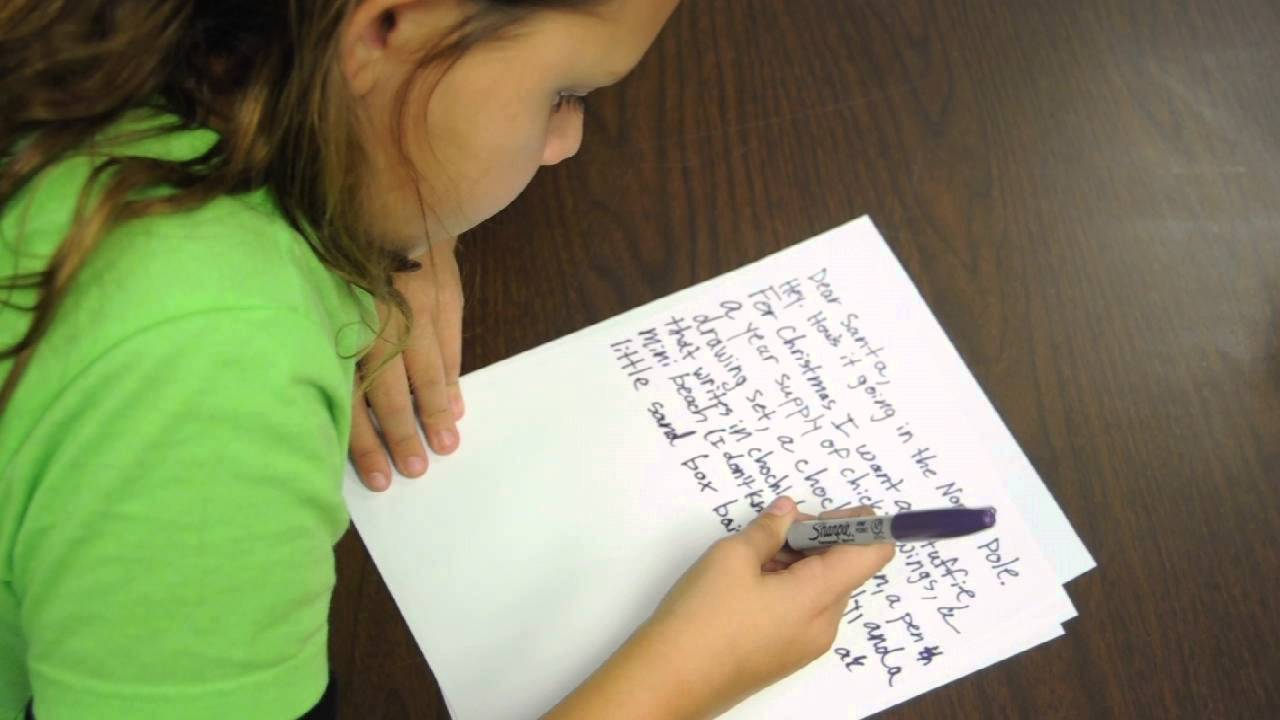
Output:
[
  {"xmin": 404, "ymin": 456, "xmax": 426, "ymax": 476},
  {"xmin": 450, "ymin": 393, "xmax": 465, "ymax": 421},
  {"xmin": 766, "ymin": 496, "xmax": 791, "ymax": 515},
  {"xmin": 368, "ymin": 472, "xmax": 388, "ymax": 491},
  {"xmin": 433, "ymin": 428, "xmax": 458, "ymax": 454}
]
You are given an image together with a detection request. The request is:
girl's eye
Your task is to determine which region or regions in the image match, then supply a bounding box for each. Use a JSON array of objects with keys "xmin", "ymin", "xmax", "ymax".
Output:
[{"xmin": 553, "ymin": 92, "xmax": 587, "ymax": 113}]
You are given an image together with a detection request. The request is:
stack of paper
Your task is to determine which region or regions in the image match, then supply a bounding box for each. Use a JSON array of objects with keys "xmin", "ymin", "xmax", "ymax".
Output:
[{"xmin": 345, "ymin": 217, "xmax": 1095, "ymax": 719}]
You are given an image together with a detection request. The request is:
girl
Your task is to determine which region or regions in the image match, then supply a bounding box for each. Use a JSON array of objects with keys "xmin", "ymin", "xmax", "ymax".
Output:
[{"xmin": 0, "ymin": 1, "xmax": 893, "ymax": 718}]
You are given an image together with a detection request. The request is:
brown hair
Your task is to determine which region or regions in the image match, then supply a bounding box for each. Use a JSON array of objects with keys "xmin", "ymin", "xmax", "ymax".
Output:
[{"xmin": 0, "ymin": 0, "xmax": 597, "ymax": 410}]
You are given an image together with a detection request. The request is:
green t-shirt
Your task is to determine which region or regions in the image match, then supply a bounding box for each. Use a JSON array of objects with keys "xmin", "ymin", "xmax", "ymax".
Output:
[{"xmin": 0, "ymin": 114, "xmax": 374, "ymax": 719}]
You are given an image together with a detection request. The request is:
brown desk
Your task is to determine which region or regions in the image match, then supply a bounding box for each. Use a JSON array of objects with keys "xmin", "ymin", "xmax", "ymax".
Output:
[{"xmin": 330, "ymin": 1, "xmax": 1280, "ymax": 717}]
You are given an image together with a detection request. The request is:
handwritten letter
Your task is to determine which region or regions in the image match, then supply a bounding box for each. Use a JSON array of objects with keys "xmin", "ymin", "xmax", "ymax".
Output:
[{"xmin": 345, "ymin": 217, "xmax": 1094, "ymax": 719}]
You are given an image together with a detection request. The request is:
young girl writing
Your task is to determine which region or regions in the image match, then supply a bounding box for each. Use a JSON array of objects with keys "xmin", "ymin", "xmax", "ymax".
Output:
[{"xmin": 0, "ymin": 1, "xmax": 893, "ymax": 718}]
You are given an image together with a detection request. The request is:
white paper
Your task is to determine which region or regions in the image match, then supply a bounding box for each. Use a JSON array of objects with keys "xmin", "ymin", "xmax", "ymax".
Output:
[{"xmin": 345, "ymin": 216, "xmax": 1093, "ymax": 719}]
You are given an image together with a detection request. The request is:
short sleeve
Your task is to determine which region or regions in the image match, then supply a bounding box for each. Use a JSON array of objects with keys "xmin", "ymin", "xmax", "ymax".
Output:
[{"xmin": 11, "ymin": 307, "xmax": 353, "ymax": 720}]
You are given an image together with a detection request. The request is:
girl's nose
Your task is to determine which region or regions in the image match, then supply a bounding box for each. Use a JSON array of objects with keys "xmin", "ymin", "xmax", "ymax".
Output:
[{"xmin": 542, "ymin": 103, "xmax": 584, "ymax": 166}]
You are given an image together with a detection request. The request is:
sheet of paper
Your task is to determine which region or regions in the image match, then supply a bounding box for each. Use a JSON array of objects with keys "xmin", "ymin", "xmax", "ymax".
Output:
[{"xmin": 345, "ymin": 216, "xmax": 1093, "ymax": 719}]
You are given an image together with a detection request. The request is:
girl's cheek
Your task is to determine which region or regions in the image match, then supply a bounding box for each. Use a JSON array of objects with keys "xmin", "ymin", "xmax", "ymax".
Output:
[
  {"xmin": 449, "ymin": 156, "xmax": 539, "ymax": 232},
  {"xmin": 498, "ymin": 129, "xmax": 551, "ymax": 192},
  {"xmin": 445, "ymin": 120, "xmax": 550, "ymax": 231},
  {"xmin": 491, "ymin": 158, "xmax": 543, "ymax": 212}
]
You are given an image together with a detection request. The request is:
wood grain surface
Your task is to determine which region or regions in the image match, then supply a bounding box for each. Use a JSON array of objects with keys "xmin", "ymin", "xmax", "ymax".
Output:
[{"xmin": 331, "ymin": 1, "xmax": 1280, "ymax": 717}]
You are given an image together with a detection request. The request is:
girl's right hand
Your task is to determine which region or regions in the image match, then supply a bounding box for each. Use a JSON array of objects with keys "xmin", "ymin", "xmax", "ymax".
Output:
[
  {"xmin": 547, "ymin": 496, "xmax": 893, "ymax": 719},
  {"xmin": 642, "ymin": 496, "xmax": 894, "ymax": 716}
]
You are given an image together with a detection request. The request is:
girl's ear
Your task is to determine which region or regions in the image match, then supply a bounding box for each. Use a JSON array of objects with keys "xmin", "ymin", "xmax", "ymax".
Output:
[
  {"xmin": 342, "ymin": 1, "xmax": 453, "ymax": 97},
  {"xmin": 342, "ymin": 0, "xmax": 398, "ymax": 97}
]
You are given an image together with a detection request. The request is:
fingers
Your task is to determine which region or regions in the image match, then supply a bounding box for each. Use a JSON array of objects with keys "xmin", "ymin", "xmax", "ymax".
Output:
[
  {"xmin": 352, "ymin": 245, "xmax": 464, "ymax": 483},
  {"xmin": 762, "ymin": 544, "xmax": 807, "ymax": 573},
  {"xmin": 816, "ymin": 504, "xmax": 894, "ymax": 584},
  {"xmin": 781, "ymin": 505, "xmax": 895, "ymax": 606},
  {"xmin": 812, "ymin": 542, "xmax": 895, "ymax": 600},
  {"xmin": 396, "ymin": 239, "xmax": 464, "ymax": 451},
  {"xmin": 401, "ymin": 315, "xmax": 459, "ymax": 456},
  {"xmin": 362, "ymin": 350, "xmax": 429, "ymax": 477},
  {"xmin": 349, "ymin": 379, "xmax": 392, "ymax": 491},
  {"xmin": 773, "ymin": 546, "xmax": 806, "ymax": 565},
  {"xmin": 431, "ymin": 247, "xmax": 465, "ymax": 422},
  {"xmin": 733, "ymin": 496, "xmax": 797, "ymax": 564}
]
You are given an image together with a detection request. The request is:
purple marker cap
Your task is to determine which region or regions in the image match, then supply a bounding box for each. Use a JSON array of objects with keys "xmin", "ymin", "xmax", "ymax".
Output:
[{"xmin": 890, "ymin": 507, "xmax": 997, "ymax": 540}]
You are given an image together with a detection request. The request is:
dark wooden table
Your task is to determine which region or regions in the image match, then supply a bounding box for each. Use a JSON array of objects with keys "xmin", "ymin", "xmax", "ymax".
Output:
[{"xmin": 330, "ymin": 1, "xmax": 1280, "ymax": 717}]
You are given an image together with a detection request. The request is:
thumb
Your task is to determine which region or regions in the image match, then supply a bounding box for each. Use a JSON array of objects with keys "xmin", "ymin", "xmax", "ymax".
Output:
[{"xmin": 735, "ymin": 495, "xmax": 797, "ymax": 564}]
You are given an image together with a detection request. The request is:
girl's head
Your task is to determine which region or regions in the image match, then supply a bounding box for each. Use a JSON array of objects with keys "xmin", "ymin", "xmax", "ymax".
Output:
[
  {"xmin": 0, "ymin": 0, "xmax": 678, "ymax": 402},
  {"xmin": 344, "ymin": 0, "xmax": 678, "ymax": 253}
]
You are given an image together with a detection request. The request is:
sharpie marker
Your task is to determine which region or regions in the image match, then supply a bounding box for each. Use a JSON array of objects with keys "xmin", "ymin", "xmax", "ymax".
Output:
[{"xmin": 785, "ymin": 507, "xmax": 997, "ymax": 550}]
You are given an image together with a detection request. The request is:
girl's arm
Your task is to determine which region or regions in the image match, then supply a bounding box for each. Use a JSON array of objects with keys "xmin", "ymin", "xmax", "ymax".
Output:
[
  {"xmin": 13, "ymin": 309, "xmax": 352, "ymax": 719},
  {"xmin": 545, "ymin": 622, "xmax": 716, "ymax": 719},
  {"xmin": 546, "ymin": 498, "xmax": 894, "ymax": 719}
]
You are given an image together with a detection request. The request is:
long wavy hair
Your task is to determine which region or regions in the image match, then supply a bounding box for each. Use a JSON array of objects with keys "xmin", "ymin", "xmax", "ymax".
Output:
[{"xmin": 0, "ymin": 0, "xmax": 595, "ymax": 411}]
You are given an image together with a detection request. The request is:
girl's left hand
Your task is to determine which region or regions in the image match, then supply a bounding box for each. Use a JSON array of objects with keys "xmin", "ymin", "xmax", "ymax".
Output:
[{"xmin": 349, "ymin": 237, "xmax": 464, "ymax": 491}]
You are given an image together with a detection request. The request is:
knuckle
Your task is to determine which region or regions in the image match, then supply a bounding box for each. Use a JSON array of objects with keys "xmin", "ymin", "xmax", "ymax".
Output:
[
  {"xmin": 708, "ymin": 537, "xmax": 747, "ymax": 566},
  {"xmin": 735, "ymin": 524, "xmax": 768, "ymax": 548},
  {"xmin": 708, "ymin": 536, "xmax": 738, "ymax": 559},
  {"xmin": 375, "ymin": 395, "xmax": 415, "ymax": 419},
  {"xmin": 383, "ymin": 427, "xmax": 421, "ymax": 449},
  {"xmin": 348, "ymin": 421, "xmax": 373, "ymax": 443},
  {"xmin": 415, "ymin": 397, "xmax": 453, "ymax": 424},
  {"xmin": 411, "ymin": 378, "xmax": 445, "ymax": 398},
  {"xmin": 350, "ymin": 446, "xmax": 383, "ymax": 465}
]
